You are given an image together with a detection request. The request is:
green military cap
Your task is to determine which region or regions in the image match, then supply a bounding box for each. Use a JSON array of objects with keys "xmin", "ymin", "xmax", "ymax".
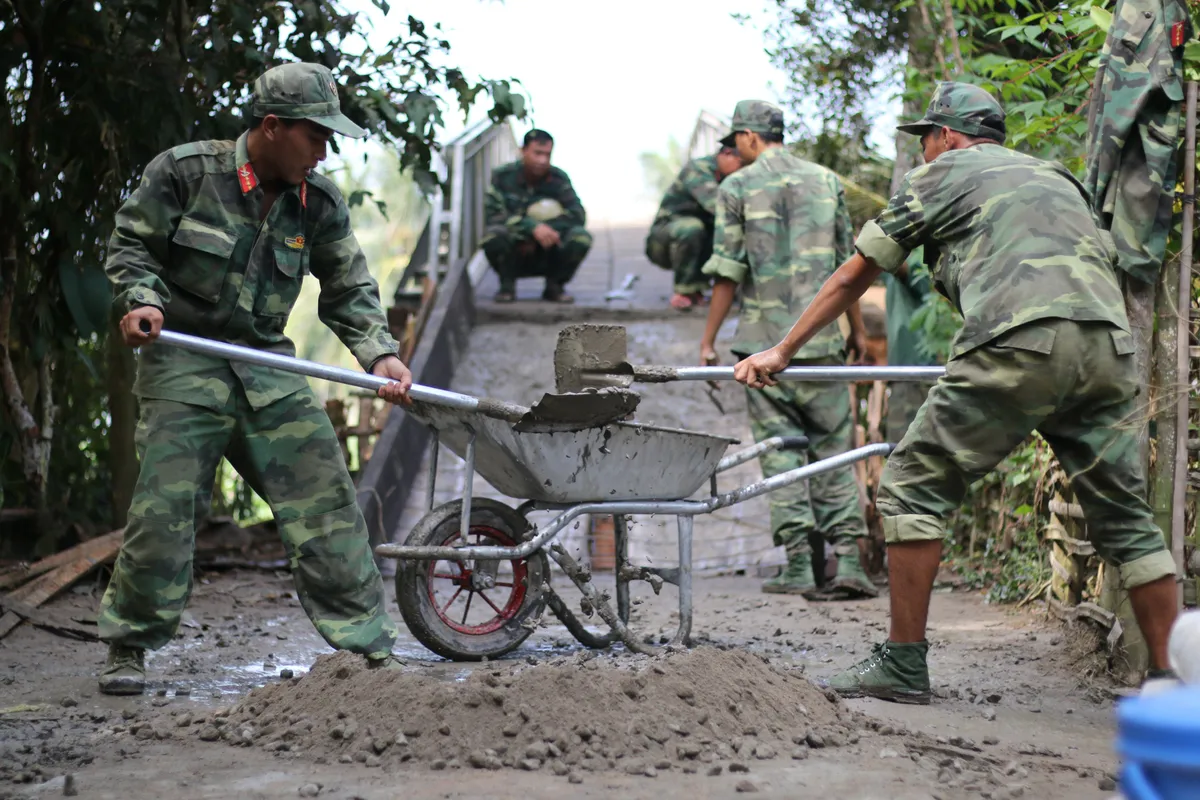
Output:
[
  {"xmin": 251, "ymin": 62, "xmax": 366, "ymax": 139},
  {"xmin": 896, "ymin": 81, "xmax": 1006, "ymax": 142},
  {"xmin": 719, "ymin": 99, "xmax": 785, "ymax": 146}
]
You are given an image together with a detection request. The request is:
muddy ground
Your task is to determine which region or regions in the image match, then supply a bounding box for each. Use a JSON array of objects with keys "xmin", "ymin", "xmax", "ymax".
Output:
[{"xmin": 0, "ymin": 314, "xmax": 1128, "ymax": 799}]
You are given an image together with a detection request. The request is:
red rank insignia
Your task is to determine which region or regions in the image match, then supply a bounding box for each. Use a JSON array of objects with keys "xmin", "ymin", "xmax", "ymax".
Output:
[
  {"xmin": 237, "ymin": 163, "xmax": 258, "ymax": 194},
  {"xmin": 1172, "ymin": 21, "xmax": 1185, "ymax": 47}
]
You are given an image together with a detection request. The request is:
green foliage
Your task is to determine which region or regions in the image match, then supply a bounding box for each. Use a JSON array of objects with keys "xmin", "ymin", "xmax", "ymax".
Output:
[
  {"xmin": 0, "ymin": 1, "xmax": 524, "ymax": 546},
  {"xmin": 941, "ymin": 436, "xmax": 1055, "ymax": 604},
  {"xmin": 638, "ymin": 137, "xmax": 688, "ymax": 198}
]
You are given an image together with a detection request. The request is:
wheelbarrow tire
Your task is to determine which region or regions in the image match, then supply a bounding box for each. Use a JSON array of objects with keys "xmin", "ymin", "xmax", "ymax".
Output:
[{"xmin": 395, "ymin": 497, "xmax": 549, "ymax": 662}]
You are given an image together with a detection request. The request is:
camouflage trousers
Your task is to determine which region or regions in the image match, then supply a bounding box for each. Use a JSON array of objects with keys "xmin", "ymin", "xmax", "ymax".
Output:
[
  {"xmin": 742, "ymin": 355, "xmax": 868, "ymax": 554},
  {"xmin": 482, "ymin": 226, "xmax": 593, "ymax": 289},
  {"xmin": 877, "ymin": 319, "xmax": 1175, "ymax": 590},
  {"xmin": 645, "ymin": 217, "xmax": 713, "ymax": 295},
  {"xmin": 885, "ymin": 380, "xmax": 935, "ymax": 446},
  {"xmin": 97, "ymin": 386, "xmax": 398, "ymax": 658}
]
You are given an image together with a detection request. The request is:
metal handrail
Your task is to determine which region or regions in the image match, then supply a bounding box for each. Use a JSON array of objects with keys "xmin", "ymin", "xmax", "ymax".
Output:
[{"xmin": 687, "ymin": 109, "xmax": 731, "ymax": 161}]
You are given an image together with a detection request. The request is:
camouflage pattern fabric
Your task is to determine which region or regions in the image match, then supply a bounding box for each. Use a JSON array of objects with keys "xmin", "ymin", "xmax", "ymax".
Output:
[
  {"xmin": 856, "ymin": 143, "xmax": 1129, "ymax": 360},
  {"xmin": 481, "ymin": 160, "xmax": 591, "ymax": 288},
  {"xmin": 97, "ymin": 388, "xmax": 398, "ymax": 657},
  {"xmin": 743, "ymin": 356, "xmax": 867, "ymax": 553},
  {"xmin": 250, "ymin": 62, "xmax": 367, "ymax": 139},
  {"xmin": 645, "ymin": 154, "xmax": 722, "ymax": 294},
  {"xmin": 896, "ymin": 81, "xmax": 1007, "ymax": 141},
  {"xmin": 1083, "ymin": 0, "xmax": 1188, "ymax": 284},
  {"xmin": 702, "ymin": 146, "xmax": 855, "ymax": 358},
  {"xmin": 719, "ymin": 100, "xmax": 786, "ymax": 146},
  {"xmin": 105, "ymin": 131, "xmax": 400, "ymax": 411},
  {"xmin": 877, "ymin": 318, "xmax": 1175, "ymax": 589},
  {"xmin": 885, "ymin": 381, "xmax": 934, "ymax": 446}
]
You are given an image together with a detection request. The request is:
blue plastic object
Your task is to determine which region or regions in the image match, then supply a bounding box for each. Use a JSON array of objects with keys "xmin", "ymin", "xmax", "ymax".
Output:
[{"xmin": 1115, "ymin": 685, "xmax": 1200, "ymax": 800}]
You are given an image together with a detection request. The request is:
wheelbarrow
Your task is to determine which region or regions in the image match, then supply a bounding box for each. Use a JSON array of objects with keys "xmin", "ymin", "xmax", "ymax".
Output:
[
  {"xmin": 373, "ymin": 402, "xmax": 895, "ymax": 661},
  {"xmin": 145, "ymin": 327, "xmax": 908, "ymax": 661}
]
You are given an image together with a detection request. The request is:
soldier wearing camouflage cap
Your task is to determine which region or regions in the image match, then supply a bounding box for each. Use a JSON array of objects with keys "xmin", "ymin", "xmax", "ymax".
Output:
[
  {"xmin": 735, "ymin": 81, "xmax": 1181, "ymax": 703},
  {"xmin": 481, "ymin": 129, "xmax": 592, "ymax": 303},
  {"xmin": 98, "ymin": 61, "xmax": 413, "ymax": 695},
  {"xmin": 700, "ymin": 99, "xmax": 877, "ymax": 601}
]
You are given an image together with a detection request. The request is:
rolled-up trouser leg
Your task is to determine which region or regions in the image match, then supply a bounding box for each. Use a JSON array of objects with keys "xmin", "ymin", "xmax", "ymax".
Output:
[
  {"xmin": 482, "ymin": 232, "xmax": 520, "ymax": 290},
  {"xmin": 98, "ymin": 398, "xmax": 235, "ymax": 650},
  {"xmin": 878, "ymin": 319, "xmax": 1175, "ymax": 587},
  {"xmin": 238, "ymin": 387, "xmax": 398, "ymax": 658},
  {"xmin": 546, "ymin": 225, "xmax": 592, "ymax": 287}
]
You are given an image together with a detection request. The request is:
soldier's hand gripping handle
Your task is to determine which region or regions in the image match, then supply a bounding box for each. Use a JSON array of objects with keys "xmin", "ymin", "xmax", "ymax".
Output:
[{"xmin": 126, "ymin": 308, "xmax": 164, "ymax": 346}]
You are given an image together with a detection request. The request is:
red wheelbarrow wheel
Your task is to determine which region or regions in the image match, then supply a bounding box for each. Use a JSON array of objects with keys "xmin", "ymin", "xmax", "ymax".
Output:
[{"xmin": 395, "ymin": 498, "xmax": 549, "ymax": 661}]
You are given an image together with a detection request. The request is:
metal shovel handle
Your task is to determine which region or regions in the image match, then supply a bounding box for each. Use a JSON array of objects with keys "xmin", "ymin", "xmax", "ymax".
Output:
[
  {"xmin": 139, "ymin": 323, "xmax": 527, "ymax": 420},
  {"xmin": 635, "ymin": 365, "xmax": 946, "ymax": 383}
]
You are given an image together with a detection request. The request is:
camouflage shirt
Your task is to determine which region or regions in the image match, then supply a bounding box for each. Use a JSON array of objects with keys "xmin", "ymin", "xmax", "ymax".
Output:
[
  {"xmin": 105, "ymin": 131, "xmax": 399, "ymax": 411},
  {"xmin": 702, "ymin": 146, "xmax": 854, "ymax": 358},
  {"xmin": 856, "ymin": 143, "xmax": 1129, "ymax": 360},
  {"xmin": 482, "ymin": 160, "xmax": 586, "ymax": 242},
  {"xmin": 651, "ymin": 154, "xmax": 721, "ymax": 230}
]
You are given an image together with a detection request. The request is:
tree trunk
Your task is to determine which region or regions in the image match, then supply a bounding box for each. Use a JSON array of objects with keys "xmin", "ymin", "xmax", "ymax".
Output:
[{"xmin": 106, "ymin": 325, "xmax": 138, "ymax": 528}]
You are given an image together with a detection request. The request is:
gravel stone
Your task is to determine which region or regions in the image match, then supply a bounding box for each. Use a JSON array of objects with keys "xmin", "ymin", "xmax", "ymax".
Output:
[{"xmin": 735, "ymin": 779, "xmax": 760, "ymax": 793}]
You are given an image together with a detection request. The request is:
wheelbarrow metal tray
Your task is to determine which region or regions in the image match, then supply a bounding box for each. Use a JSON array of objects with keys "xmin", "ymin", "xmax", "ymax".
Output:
[{"xmin": 413, "ymin": 404, "xmax": 739, "ymax": 503}]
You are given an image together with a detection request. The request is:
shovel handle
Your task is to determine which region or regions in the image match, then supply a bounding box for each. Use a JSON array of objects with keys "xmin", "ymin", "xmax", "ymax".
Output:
[
  {"xmin": 642, "ymin": 365, "xmax": 946, "ymax": 383},
  {"xmin": 138, "ymin": 322, "xmax": 524, "ymax": 418}
]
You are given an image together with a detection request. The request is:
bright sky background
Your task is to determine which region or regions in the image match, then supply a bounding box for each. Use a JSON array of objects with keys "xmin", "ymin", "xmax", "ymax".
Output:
[{"xmin": 339, "ymin": 0, "xmax": 898, "ymax": 223}]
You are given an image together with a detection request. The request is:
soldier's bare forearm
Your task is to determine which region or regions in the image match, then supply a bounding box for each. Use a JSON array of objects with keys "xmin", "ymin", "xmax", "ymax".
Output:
[
  {"xmin": 776, "ymin": 254, "xmax": 882, "ymax": 361},
  {"xmin": 702, "ymin": 279, "xmax": 738, "ymax": 352}
]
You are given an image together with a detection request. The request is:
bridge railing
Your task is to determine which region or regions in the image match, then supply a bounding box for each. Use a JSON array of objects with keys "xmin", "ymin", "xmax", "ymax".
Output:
[
  {"xmin": 358, "ymin": 119, "xmax": 520, "ymax": 550},
  {"xmin": 686, "ymin": 110, "xmax": 731, "ymax": 161}
]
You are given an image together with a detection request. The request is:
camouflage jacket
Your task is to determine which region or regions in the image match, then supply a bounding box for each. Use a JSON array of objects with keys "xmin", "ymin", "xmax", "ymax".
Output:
[
  {"xmin": 105, "ymin": 132, "xmax": 399, "ymax": 411},
  {"xmin": 1083, "ymin": 0, "xmax": 1189, "ymax": 283},
  {"xmin": 651, "ymin": 154, "xmax": 721, "ymax": 230},
  {"xmin": 701, "ymin": 146, "xmax": 854, "ymax": 358},
  {"xmin": 856, "ymin": 143, "xmax": 1130, "ymax": 360},
  {"xmin": 482, "ymin": 160, "xmax": 586, "ymax": 242}
]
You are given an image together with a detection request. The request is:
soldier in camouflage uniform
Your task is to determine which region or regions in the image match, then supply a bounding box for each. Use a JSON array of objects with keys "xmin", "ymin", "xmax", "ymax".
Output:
[
  {"xmin": 481, "ymin": 129, "xmax": 592, "ymax": 304},
  {"xmin": 99, "ymin": 62, "xmax": 413, "ymax": 696},
  {"xmin": 884, "ymin": 247, "xmax": 937, "ymax": 444},
  {"xmin": 700, "ymin": 100, "xmax": 877, "ymax": 601},
  {"xmin": 735, "ymin": 82, "xmax": 1181, "ymax": 703},
  {"xmin": 645, "ymin": 145, "xmax": 744, "ymax": 309}
]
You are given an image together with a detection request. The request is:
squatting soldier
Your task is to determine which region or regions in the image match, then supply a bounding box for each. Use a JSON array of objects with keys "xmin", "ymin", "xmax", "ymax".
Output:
[
  {"xmin": 645, "ymin": 144, "xmax": 744, "ymax": 310},
  {"xmin": 482, "ymin": 129, "xmax": 592, "ymax": 304},
  {"xmin": 700, "ymin": 99, "xmax": 877, "ymax": 601},
  {"xmin": 99, "ymin": 62, "xmax": 413, "ymax": 695},
  {"xmin": 735, "ymin": 82, "xmax": 1181, "ymax": 702},
  {"xmin": 884, "ymin": 247, "xmax": 938, "ymax": 444}
]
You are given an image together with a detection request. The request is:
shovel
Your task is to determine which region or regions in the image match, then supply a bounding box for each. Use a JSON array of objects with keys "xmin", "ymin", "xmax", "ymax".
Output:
[
  {"xmin": 553, "ymin": 323, "xmax": 946, "ymax": 392},
  {"xmin": 138, "ymin": 324, "xmax": 640, "ymax": 432}
]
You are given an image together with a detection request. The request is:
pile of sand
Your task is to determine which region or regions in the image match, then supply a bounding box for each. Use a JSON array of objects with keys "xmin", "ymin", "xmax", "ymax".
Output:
[{"xmin": 174, "ymin": 647, "xmax": 865, "ymax": 775}]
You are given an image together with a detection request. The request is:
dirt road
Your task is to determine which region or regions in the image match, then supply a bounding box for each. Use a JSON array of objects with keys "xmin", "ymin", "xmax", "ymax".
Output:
[{"xmin": 0, "ymin": 313, "xmax": 1125, "ymax": 800}]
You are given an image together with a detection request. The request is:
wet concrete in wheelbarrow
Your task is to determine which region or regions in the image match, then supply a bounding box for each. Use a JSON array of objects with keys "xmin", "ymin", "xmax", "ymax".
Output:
[{"xmin": 0, "ymin": 316, "xmax": 1125, "ymax": 798}]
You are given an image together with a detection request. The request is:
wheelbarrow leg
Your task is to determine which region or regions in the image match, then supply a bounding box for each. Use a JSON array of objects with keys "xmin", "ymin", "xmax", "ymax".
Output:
[
  {"xmin": 671, "ymin": 515, "xmax": 694, "ymax": 647},
  {"xmin": 614, "ymin": 514, "xmax": 631, "ymax": 624}
]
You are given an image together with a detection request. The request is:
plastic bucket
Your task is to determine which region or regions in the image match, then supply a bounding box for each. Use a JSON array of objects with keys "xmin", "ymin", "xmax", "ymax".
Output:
[{"xmin": 1115, "ymin": 685, "xmax": 1200, "ymax": 800}]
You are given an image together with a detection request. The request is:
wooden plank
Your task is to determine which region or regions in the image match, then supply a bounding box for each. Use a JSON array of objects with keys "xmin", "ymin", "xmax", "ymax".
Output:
[
  {"xmin": 0, "ymin": 529, "xmax": 123, "ymax": 592},
  {"xmin": 0, "ymin": 533, "xmax": 123, "ymax": 639}
]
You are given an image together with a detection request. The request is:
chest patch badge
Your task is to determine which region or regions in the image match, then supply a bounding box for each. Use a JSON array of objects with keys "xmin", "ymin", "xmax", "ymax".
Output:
[{"xmin": 285, "ymin": 235, "xmax": 306, "ymax": 250}]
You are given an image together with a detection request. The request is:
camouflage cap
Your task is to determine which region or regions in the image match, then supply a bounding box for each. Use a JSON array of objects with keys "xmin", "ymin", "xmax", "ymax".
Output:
[
  {"xmin": 719, "ymin": 100, "xmax": 785, "ymax": 146},
  {"xmin": 896, "ymin": 81, "xmax": 1006, "ymax": 142},
  {"xmin": 251, "ymin": 62, "xmax": 366, "ymax": 139}
]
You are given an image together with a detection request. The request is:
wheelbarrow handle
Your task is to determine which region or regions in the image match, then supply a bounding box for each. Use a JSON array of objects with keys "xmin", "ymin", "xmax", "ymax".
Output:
[{"xmin": 137, "ymin": 323, "xmax": 527, "ymax": 420}]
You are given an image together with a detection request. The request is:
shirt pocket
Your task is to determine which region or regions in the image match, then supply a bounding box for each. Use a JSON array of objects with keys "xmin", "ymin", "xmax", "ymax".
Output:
[
  {"xmin": 1110, "ymin": 328, "xmax": 1136, "ymax": 356},
  {"xmin": 169, "ymin": 217, "xmax": 237, "ymax": 303},
  {"xmin": 257, "ymin": 242, "xmax": 309, "ymax": 319}
]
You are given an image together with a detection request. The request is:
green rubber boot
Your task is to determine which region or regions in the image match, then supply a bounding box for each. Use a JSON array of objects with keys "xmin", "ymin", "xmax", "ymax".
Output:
[
  {"xmin": 366, "ymin": 653, "xmax": 405, "ymax": 671},
  {"xmin": 823, "ymin": 640, "xmax": 931, "ymax": 704},
  {"xmin": 762, "ymin": 548, "xmax": 818, "ymax": 596},
  {"xmin": 98, "ymin": 644, "xmax": 146, "ymax": 696},
  {"xmin": 828, "ymin": 541, "xmax": 879, "ymax": 598}
]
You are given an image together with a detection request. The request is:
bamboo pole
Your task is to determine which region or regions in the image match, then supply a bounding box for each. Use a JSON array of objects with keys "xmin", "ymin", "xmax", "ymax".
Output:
[{"xmin": 1172, "ymin": 81, "xmax": 1197, "ymax": 603}]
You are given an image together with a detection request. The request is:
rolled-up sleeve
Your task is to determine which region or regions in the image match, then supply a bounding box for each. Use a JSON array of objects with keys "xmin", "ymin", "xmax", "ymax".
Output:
[
  {"xmin": 701, "ymin": 182, "xmax": 747, "ymax": 284},
  {"xmin": 855, "ymin": 167, "xmax": 930, "ymax": 274}
]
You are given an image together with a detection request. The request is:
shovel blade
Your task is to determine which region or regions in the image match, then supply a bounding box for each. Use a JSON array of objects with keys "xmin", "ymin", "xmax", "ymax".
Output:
[{"xmin": 554, "ymin": 323, "xmax": 632, "ymax": 393}]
